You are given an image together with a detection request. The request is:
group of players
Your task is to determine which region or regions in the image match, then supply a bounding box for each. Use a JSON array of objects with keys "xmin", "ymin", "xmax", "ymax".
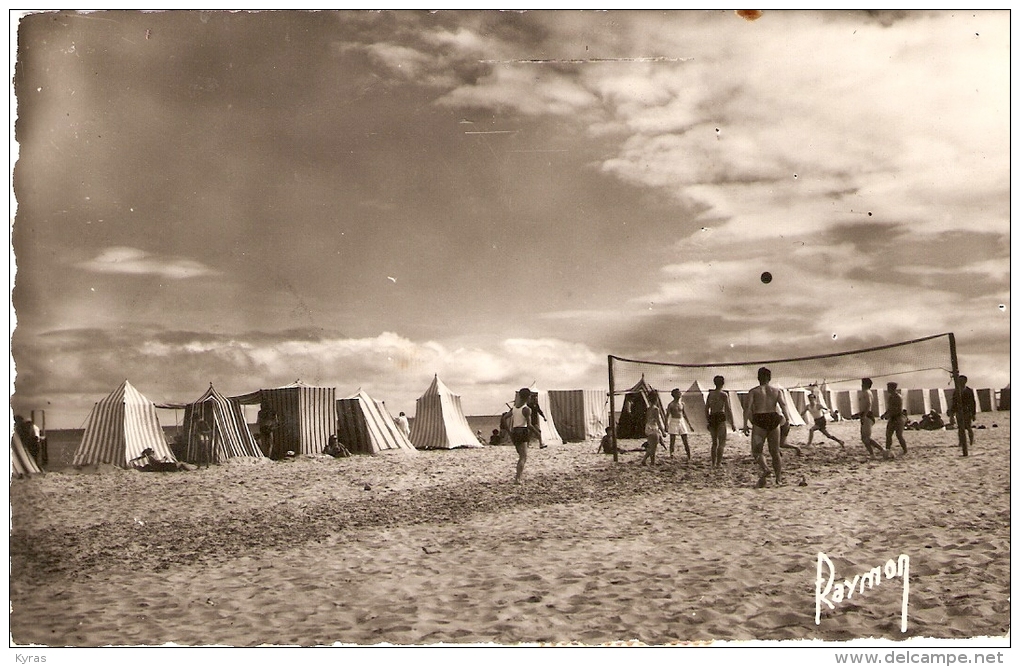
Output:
[{"xmin": 629, "ymin": 369, "xmax": 978, "ymax": 488}]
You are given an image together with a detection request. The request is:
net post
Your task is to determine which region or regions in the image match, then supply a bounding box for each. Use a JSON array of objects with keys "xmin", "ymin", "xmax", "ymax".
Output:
[
  {"xmin": 948, "ymin": 333, "xmax": 967, "ymax": 456},
  {"xmin": 608, "ymin": 355, "xmax": 618, "ymax": 463}
]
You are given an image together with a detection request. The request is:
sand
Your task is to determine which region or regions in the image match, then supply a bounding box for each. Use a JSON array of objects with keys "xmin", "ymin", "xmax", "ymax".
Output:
[{"xmin": 9, "ymin": 416, "xmax": 1010, "ymax": 646}]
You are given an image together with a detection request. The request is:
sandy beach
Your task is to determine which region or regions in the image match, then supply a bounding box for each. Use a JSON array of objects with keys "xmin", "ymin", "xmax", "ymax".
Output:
[{"xmin": 9, "ymin": 416, "xmax": 1010, "ymax": 646}]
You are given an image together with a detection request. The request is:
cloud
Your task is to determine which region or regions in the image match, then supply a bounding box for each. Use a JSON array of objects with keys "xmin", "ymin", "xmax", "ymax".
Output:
[
  {"xmin": 76, "ymin": 247, "xmax": 218, "ymax": 279},
  {"xmin": 11, "ymin": 327, "xmax": 608, "ymax": 427}
]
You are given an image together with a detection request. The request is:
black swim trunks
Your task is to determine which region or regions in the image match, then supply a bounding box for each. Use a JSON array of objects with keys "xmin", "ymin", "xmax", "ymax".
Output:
[
  {"xmin": 708, "ymin": 412, "xmax": 727, "ymax": 429},
  {"xmin": 814, "ymin": 417, "xmax": 827, "ymax": 430},
  {"xmin": 751, "ymin": 413, "xmax": 782, "ymax": 432}
]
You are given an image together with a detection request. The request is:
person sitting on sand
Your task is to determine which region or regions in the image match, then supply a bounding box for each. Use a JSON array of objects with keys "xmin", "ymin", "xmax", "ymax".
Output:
[
  {"xmin": 742, "ymin": 367, "xmax": 791, "ymax": 487},
  {"xmin": 801, "ymin": 394, "xmax": 845, "ymax": 449},
  {"xmin": 918, "ymin": 410, "xmax": 945, "ymax": 431},
  {"xmin": 488, "ymin": 429, "xmax": 502, "ymax": 447},
  {"xmin": 665, "ymin": 388, "xmax": 692, "ymax": 461},
  {"xmin": 510, "ymin": 388, "xmax": 533, "ymax": 484},
  {"xmin": 705, "ymin": 376, "xmax": 734, "ymax": 467},
  {"xmin": 640, "ymin": 402, "xmax": 665, "ymax": 466}
]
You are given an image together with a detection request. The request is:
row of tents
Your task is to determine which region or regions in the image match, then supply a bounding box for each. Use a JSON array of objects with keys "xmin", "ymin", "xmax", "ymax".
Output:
[{"xmin": 51, "ymin": 374, "xmax": 1007, "ymax": 471}]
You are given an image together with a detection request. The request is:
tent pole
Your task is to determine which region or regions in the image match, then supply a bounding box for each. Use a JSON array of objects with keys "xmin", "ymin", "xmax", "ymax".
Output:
[{"xmin": 608, "ymin": 356, "xmax": 618, "ymax": 463}]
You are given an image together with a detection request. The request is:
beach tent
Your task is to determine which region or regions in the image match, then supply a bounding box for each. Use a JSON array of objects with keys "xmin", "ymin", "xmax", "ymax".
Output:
[
  {"xmin": 170, "ymin": 385, "xmax": 263, "ymax": 465},
  {"xmin": 232, "ymin": 381, "xmax": 336, "ymax": 458},
  {"xmin": 11, "ymin": 431, "xmax": 42, "ymax": 477},
  {"xmin": 409, "ymin": 375, "xmax": 480, "ymax": 450},
  {"xmin": 336, "ymin": 389, "xmax": 418, "ymax": 456},
  {"xmin": 725, "ymin": 390, "xmax": 745, "ymax": 429},
  {"xmin": 680, "ymin": 381, "xmax": 709, "ymax": 433},
  {"xmin": 905, "ymin": 388, "xmax": 930, "ymax": 416},
  {"xmin": 832, "ymin": 390, "xmax": 855, "ymax": 419},
  {"xmin": 74, "ymin": 380, "xmax": 177, "ymax": 469},
  {"xmin": 999, "ymin": 385, "xmax": 1010, "ymax": 411},
  {"xmin": 777, "ymin": 386, "xmax": 807, "ymax": 426},
  {"xmin": 548, "ymin": 389, "xmax": 608, "ymax": 442},
  {"xmin": 526, "ymin": 385, "xmax": 563, "ymax": 446},
  {"xmin": 929, "ymin": 388, "xmax": 951, "ymax": 415},
  {"xmin": 615, "ymin": 376, "xmax": 666, "ymax": 439},
  {"xmin": 735, "ymin": 386, "xmax": 805, "ymax": 427},
  {"xmin": 975, "ymin": 388, "xmax": 994, "ymax": 413}
]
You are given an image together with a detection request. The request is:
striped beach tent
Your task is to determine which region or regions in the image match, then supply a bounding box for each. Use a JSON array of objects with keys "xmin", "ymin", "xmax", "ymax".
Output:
[
  {"xmin": 548, "ymin": 389, "xmax": 608, "ymax": 442},
  {"xmin": 409, "ymin": 375, "xmax": 480, "ymax": 450},
  {"xmin": 905, "ymin": 388, "xmax": 930, "ymax": 416},
  {"xmin": 233, "ymin": 381, "xmax": 336, "ymax": 458},
  {"xmin": 73, "ymin": 380, "xmax": 177, "ymax": 468},
  {"xmin": 929, "ymin": 388, "xmax": 951, "ymax": 415},
  {"xmin": 975, "ymin": 388, "xmax": 994, "ymax": 412},
  {"xmin": 179, "ymin": 385, "xmax": 262, "ymax": 465},
  {"xmin": 336, "ymin": 389, "xmax": 418, "ymax": 455},
  {"xmin": 526, "ymin": 385, "xmax": 563, "ymax": 446},
  {"xmin": 11, "ymin": 430, "xmax": 42, "ymax": 477}
]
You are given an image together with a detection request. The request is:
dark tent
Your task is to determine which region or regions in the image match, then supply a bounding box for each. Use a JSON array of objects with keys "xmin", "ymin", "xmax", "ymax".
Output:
[
  {"xmin": 999, "ymin": 384, "xmax": 1010, "ymax": 411},
  {"xmin": 615, "ymin": 376, "xmax": 667, "ymax": 439}
]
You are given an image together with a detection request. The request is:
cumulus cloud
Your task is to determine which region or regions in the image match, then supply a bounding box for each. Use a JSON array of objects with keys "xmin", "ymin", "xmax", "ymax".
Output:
[
  {"xmin": 76, "ymin": 247, "xmax": 218, "ymax": 279},
  {"xmin": 11, "ymin": 328, "xmax": 608, "ymax": 427}
]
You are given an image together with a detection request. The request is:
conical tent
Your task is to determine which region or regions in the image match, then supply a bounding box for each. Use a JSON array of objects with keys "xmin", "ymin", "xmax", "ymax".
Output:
[
  {"xmin": 680, "ymin": 381, "xmax": 708, "ymax": 432},
  {"xmin": 548, "ymin": 389, "xmax": 608, "ymax": 442},
  {"xmin": 409, "ymin": 375, "xmax": 481, "ymax": 449},
  {"xmin": 616, "ymin": 376, "xmax": 666, "ymax": 439},
  {"xmin": 180, "ymin": 385, "xmax": 263, "ymax": 465},
  {"xmin": 336, "ymin": 389, "xmax": 418, "ymax": 455},
  {"xmin": 73, "ymin": 380, "xmax": 177, "ymax": 468},
  {"xmin": 525, "ymin": 385, "xmax": 563, "ymax": 446},
  {"xmin": 232, "ymin": 381, "xmax": 336, "ymax": 458},
  {"xmin": 11, "ymin": 431, "xmax": 42, "ymax": 477}
]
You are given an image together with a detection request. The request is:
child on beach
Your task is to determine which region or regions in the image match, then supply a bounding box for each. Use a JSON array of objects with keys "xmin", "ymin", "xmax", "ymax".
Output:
[
  {"xmin": 665, "ymin": 388, "xmax": 692, "ymax": 461},
  {"xmin": 640, "ymin": 402, "xmax": 665, "ymax": 466},
  {"xmin": 598, "ymin": 426, "xmax": 617, "ymax": 455}
]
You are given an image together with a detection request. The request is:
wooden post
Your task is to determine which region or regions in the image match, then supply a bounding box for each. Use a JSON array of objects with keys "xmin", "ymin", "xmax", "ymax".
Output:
[
  {"xmin": 948, "ymin": 333, "xmax": 967, "ymax": 456},
  {"xmin": 608, "ymin": 356, "xmax": 618, "ymax": 463}
]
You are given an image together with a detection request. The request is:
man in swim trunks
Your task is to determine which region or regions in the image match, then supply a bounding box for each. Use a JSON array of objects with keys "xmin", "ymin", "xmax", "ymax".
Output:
[
  {"xmin": 705, "ymin": 375, "xmax": 734, "ymax": 467},
  {"xmin": 882, "ymin": 381, "xmax": 907, "ymax": 455},
  {"xmin": 857, "ymin": 378, "xmax": 882, "ymax": 459},
  {"xmin": 742, "ymin": 367, "xmax": 791, "ymax": 487},
  {"xmin": 665, "ymin": 388, "xmax": 692, "ymax": 460},
  {"xmin": 509, "ymin": 388, "xmax": 533, "ymax": 484},
  {"xmin": 801, "ymin": 393, "xmax": 845, "ymax": 448}
]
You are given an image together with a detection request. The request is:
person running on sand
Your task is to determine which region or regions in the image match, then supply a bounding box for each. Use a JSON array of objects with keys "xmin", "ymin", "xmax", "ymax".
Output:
[
  {"xmin": 705, "ymin": 376, "xmax": 734, "ymax": 467},
  {"xmin": 882, "ymin": 382, "xmax": 907, "ymax": 455},
  {"xmin": 742, "ymin": 367, "xmax": 791, "ymax": 488},
  {"xmin": 857, "ymin": 378, "xmax": 883, "ymax": 459},
  {"xmin": 640, "ymin": 401, "xmax": 665, "ymax": 466},
  {"xmin": 801, "ymin": 394, "xmax": 845, "ymax": 448},
  {"xmin": 510, "ymin": 388, "xmax": 533, "ymax": 484},
  {"xmin": 666, "ymin": 388, "xmax": 692, "ymax": 460}
]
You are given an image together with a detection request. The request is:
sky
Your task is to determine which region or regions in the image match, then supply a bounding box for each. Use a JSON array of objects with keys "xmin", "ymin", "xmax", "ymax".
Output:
[{"xmin": 9, "ymin": 10, "xmax": 1011, "ymax": 428}]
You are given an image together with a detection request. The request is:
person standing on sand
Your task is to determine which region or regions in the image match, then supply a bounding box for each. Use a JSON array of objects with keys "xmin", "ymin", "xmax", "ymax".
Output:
[
  {"xmin": 510, "ymin": 388, "xmax": 533, "ymax": 484},
  {"xmin": 948, "ymin": 374, "xmax": 977, "ymax": 453},
  {"xmin": 882, "ymin": 382, "xmax": 907, "ymax": 455},
  {"xmin": 394, "ymin": 411, "xmax": 411, "ymax": 438},
  {"xmin": 705, "ymin": 376, "xmax": 734, "ymax": 467},
  {"xmin": 801, "ymin": 394, "xmax": 845, "ymax": 449},
  {"xmin": 665, "ymin": 388, "xmax": 692, "ymax": 461},
  {"xmin": 742, "ymin": 367, "xmax": 791, "ymax": 488},
  {"xmin": 640, "ymin": 401, "xmax": 664, "ymax": 466},
  {"xmin": 857, "ymin": 378, "xmax": 883, "ymax": 459}
]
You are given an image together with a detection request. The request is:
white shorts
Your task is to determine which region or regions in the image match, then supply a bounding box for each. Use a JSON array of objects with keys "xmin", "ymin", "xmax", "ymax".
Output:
[{"xmin": 668, "ymin": 417, "xmax": 689, "ymax": 435}]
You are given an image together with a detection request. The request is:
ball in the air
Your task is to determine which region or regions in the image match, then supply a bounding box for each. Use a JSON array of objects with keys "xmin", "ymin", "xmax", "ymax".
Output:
[{"xmin": 760, "ymin": 271, "xmax": 772, "ymax": 284}]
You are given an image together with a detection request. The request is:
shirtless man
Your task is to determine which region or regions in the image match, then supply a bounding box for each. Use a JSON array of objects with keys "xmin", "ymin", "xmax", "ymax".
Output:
[
  {"xmin": 705, "ymin": 375, "xmax": 734, "ymax": 467},
  {"xmin": 742, "ymin": 367, "xmax": 791, "ymax": 487},
  {"xmin": 509, "ymin": 388, "xmax": 533, "ymax": 484},
  {"xmin": 665, "ymin": 388, "xmax": 692, "ymax": 460},
  {"xmin": 641, "ymin": 401, "xmax": 665, "ymax": 466},
  {"xmin": 882, "ymin": 381, "xmax": 907, "ymax": 455},
  {"xmin": 801, "ymin": 394, "xmax": 845, "ymax": 448},
  {"xmin": 857, "ymin": 378, "xmax": 882, "ymax": 459}
]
